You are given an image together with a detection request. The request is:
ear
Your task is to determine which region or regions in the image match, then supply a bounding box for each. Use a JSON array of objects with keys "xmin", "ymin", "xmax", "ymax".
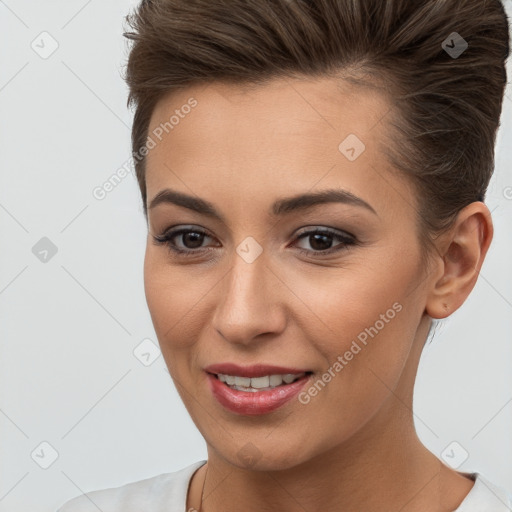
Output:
[{"xmin": 425, "ymin": 202, "xmax": 493, "ymax": 320}]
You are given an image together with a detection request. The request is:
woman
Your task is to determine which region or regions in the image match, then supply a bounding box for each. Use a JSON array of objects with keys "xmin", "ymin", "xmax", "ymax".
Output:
[{"xmin": 58, "ymin": 0, "xmax": 512, "ymax": 510}]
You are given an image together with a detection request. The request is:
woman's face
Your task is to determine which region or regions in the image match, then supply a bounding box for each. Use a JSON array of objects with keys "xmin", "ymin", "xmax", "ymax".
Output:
[{"xmin": 144, "ymin": 76, "xmax": 435, "ymax": 470}]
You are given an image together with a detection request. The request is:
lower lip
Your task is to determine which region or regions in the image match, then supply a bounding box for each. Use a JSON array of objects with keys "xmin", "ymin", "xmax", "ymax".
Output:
[{"xmin": 206, "ymin": 372, "xmax": 311, "ymax": 415}]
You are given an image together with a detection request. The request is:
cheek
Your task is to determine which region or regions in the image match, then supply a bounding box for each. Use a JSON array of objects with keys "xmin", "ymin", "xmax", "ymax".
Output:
[
  {"xmin": 286, "ymin": 256, "xmax": 409, "ymax": 341},
  {"xmin": 291, "ymin": 274, "xmax": 418, "ymax": 444},
  {"xmin": 289, "ymin": 248, "xmax": 420, "ymax": 386},
  {"xmin": 143, "ymin": 246, "xmax": 215, "ymax": 352}
]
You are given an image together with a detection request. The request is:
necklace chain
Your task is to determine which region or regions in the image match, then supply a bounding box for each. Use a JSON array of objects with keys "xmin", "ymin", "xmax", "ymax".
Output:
[{"xmin": 197, "ymin": 463, "xmax": 207, "ymax": 512}]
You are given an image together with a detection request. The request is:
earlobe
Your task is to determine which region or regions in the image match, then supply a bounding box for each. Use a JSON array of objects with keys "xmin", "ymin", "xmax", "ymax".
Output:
[{"xmin": 425, "ymin": 202, "xmax": 493, "ymax": 320}]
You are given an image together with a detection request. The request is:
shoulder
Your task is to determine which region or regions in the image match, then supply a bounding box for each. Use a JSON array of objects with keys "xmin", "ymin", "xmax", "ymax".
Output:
[
  {"xmin": 455, "ymin": 472, "xmax": 512, "ymax": 512},
  {"xmin": 56, "ymin": 460, "xmax": 207, "ymax": 512}
]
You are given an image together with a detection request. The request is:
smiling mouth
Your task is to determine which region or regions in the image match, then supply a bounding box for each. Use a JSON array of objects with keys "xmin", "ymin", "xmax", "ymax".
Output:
[{"xmin": 209, "ymin": 372, "xmax": 313, "ymax": 392}]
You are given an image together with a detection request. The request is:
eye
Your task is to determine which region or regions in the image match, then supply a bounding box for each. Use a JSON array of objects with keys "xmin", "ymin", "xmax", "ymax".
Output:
[
  {"xmin": 152, "ymin": 226, "xmax": 219, "ymax": 257},
  {"xmin": 292, "ymin": 227, "xmax": 356, "ymax": 257}
]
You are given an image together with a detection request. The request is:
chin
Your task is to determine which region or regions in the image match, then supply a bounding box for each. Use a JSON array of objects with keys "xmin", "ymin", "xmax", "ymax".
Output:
[{"xmin": 217, "ymin": 439, "xmax": 313, "ymax": 473}]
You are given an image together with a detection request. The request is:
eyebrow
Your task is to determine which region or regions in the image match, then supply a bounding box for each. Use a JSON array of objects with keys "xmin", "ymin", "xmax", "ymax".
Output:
[{"xmin": 148, "ymin": 188, "xmax": 377, "ymax": 221}]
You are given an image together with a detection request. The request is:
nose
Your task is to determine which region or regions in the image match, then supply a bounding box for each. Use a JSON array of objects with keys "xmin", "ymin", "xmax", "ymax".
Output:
[{"xmin": 211, "ymin": 249, "xmax": 286, "ymax": 346}]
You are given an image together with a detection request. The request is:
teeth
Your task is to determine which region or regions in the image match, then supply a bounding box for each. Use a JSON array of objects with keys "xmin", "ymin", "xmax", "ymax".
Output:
[
  {"xmin": 217, "ymin": 372, "xmax": 306, "ymax": 391},
  {"xmin": 250, "ymin": 376, "xmax": 269, "ymax": 389},
  {"xmin": 269, "ymin": 374, "xmax": 282, "ymax": 386},
  {"xmin": 225, "ymin": 375, "xmax": 236, "ymax": 385}
]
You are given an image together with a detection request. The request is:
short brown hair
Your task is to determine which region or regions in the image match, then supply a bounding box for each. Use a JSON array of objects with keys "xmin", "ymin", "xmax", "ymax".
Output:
[{"xmin": 123, "ymin": 0, "xmax": 509, "ymax": 267}]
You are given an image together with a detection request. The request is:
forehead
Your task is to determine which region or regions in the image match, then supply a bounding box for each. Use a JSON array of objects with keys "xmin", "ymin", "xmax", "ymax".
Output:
[
  {"xmin": 145, "ymin": 76, "xmax": 416, "ymax": 222},
  {"xmin": 148, "ymin": 76, "xmax": 389, "ymax": 148}
]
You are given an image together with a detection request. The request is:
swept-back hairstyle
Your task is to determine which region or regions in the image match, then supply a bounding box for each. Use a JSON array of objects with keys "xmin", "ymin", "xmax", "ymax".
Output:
[{"xmin": 123, "ymin": 0, "xmax": 509, "ymax": 268}]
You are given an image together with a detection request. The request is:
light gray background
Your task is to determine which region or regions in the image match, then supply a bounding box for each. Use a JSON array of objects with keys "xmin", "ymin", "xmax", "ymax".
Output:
[{"xmin": 1, "ymin": 1, "xmax": 511, "ymax": 511}]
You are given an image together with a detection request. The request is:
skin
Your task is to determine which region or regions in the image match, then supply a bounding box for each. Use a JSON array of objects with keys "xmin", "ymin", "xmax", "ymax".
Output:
[{"xmin": 143, "ymin": 76, "xmax": 493, "ymax": 512}]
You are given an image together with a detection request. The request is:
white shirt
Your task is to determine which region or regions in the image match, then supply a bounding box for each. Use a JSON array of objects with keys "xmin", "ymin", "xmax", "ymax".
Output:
[{"xmin": 57, "ymin": 460, "xmax": 512, "ymax": 511}]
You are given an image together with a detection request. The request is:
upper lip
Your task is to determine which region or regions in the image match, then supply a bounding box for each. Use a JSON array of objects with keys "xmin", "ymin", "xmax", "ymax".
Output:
[{"xmin": 204, "ymin": 363, "xmax": 311, "ymax": 378}]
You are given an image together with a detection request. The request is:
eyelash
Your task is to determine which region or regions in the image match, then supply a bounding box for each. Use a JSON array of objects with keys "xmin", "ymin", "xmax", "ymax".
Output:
[{"xmin": 152, "ymin": 226, "xmax": 357, "ymax": 259}]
